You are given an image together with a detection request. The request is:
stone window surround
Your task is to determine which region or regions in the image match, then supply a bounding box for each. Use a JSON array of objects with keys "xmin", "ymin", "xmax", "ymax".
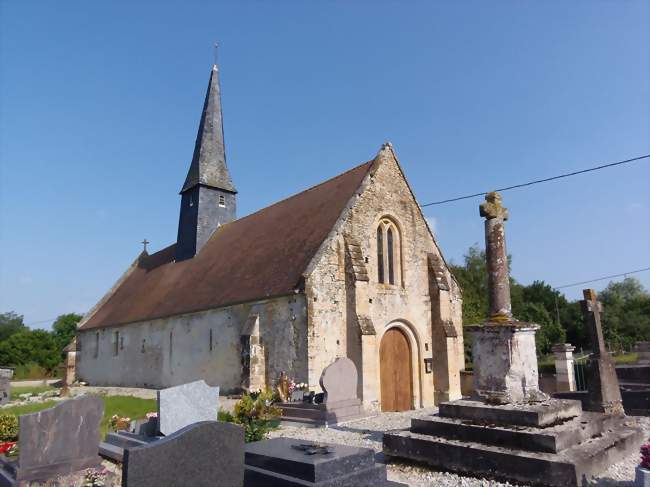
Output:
[{"xmin": 375, "ymin": 215, "xmax": 404, "ymax": 288}]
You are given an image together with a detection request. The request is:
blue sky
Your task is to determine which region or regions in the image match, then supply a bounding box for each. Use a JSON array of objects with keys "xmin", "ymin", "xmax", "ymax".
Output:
[{"xmin": 1, "ymin": 1, "xmax": 648, "ymax": 329}]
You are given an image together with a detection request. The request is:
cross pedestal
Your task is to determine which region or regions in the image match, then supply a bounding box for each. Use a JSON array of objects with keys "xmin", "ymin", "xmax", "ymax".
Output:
[{"xmin": 467, "ymin": 322, "xmax": 546, "ymax": 404}]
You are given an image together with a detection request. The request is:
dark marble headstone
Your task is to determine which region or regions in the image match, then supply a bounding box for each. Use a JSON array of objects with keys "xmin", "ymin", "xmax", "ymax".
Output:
[
  {"xmin": 0, "ymin": 395, "xmax": 103, "ymax": 484},
  {"xmin": 244, "ymin": 437, "xmax": 402, "ymax": 486},
  {"xmin": 122, "ymin": 421, "xmax": 244, "ymax": 487},
  {"xmin": 0, "ymin": 378, "xmax": 9, "ymax": 406}
]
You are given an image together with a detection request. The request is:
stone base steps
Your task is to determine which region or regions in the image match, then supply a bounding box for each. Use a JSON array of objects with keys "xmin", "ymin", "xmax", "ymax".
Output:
[
  {"xmin": 411, "ymin": 411, "xmax": 617, "ymax": 454},
  {"xmin": 384, "ymin": 420, "xmax": 644, "ymax": 487}
]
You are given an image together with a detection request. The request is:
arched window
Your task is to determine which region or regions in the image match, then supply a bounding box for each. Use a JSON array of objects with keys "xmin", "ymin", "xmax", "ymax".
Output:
[
  {"xmin": 377, "ymin": 227, "xmax": 384, "ymax": 283},
  {"xmin": 376, "ymin": 218, "xmax": 402, "ymax": 286}
]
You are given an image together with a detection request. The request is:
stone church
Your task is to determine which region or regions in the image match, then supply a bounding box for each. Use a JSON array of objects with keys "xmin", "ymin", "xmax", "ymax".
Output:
[{"xmin": 76, "ymin": 63, "xmax": 465, "ymax": 411}]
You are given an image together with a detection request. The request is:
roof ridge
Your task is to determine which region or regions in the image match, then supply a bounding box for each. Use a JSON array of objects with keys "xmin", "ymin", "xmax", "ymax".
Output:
[{"xmin": 216, "ymin": 159, "xmax": 373, "ymax": 228}]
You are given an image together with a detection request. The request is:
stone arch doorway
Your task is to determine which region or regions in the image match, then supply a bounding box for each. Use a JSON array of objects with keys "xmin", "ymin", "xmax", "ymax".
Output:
[{"xmin": 379, "ymin": 327, "xmax": 413, "ymax": 411}]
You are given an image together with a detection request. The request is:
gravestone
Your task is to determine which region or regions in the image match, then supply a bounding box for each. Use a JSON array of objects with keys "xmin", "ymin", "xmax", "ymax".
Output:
[
  {"xmin": 244, "ymin": 437, "xmax": 404, "ymax": 486},
  {"xmin": 581, "ymin": 289, "xmax": 624, "ymax": 415},
  {"xmin": 319, "ymin": 357, "xmax": 357, "ymax": 404},
  {"xmin": 0, "ymin": 395, "xmax": 103, "ymax": 485},
  {"xmin": 157, "ymin": 380, "xmax": 220, "ymax": 435},
  {"xmin": 122, "ymin": 421, "xmax": 244, "ymax": 487},
  {"xmin": 0, "ymin": 379, "xmax": 9, "ymax": 406},
  {"xmin": 279, "ymin": 358, "xmax": 364, "ymax": 426}
]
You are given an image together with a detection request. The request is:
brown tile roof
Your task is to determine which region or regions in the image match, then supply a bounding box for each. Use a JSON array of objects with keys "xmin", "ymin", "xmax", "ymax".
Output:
[{"xmin": 79, "ymin": 160, "xmax": 374, "ymax": 330}]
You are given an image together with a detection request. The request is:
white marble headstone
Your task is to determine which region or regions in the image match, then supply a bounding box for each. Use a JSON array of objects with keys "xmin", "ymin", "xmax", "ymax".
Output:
[{"xmin": 157, "ymin": 380, "xmax": 220, "ymax": 436}]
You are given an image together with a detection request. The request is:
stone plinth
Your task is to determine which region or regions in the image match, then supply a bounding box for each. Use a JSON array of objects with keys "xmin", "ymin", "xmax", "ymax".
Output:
[
  {"xmin": 467, "ymin": 322, "xmax": 545, "ymax": 404},
  {"xmin": 383, "ymin": 398, "xmax": 644, "ymax": 487},
  {"xmin": 552, "ymin": 343, "xmax": 576, "ymax": 392}
]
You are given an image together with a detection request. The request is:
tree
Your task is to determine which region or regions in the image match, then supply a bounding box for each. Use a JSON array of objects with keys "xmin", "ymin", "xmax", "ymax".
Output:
[
  {"xmin": 0, "ymin": 329, "xmax": 60, "ymax": 372},
  {"xmin": 598, "ymin": 277, "xmax": 650, "ymax": 351},
  {"xmin": 51, "ymin": 313, "xmax": 82, "ymax": 351},
  {"xmin": 0, "ymin": 312, "xmax": 27, "ymax": 342},
  {"xmin": 449, "ymin": 245, "xmax": 489, "ymax": 326}
]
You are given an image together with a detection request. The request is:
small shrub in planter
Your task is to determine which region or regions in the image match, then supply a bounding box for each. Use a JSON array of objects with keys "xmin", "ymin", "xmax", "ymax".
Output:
[
  {"xmin": 0, "ymin": 415, "xmax": 18, "ymax": 442},
  {"xmin": 233, "ymin": 390, "xmax": 281, "ymax": 442}
]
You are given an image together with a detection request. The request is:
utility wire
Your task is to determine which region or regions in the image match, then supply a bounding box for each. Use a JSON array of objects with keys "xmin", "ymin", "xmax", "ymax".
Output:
[
  {"xmin": 421, "ymin": 154, "xmax": 650, "ymax": 207},
  {"xmin": 554, "ymin": 267, "xmax": 650, "ymax": 290}
]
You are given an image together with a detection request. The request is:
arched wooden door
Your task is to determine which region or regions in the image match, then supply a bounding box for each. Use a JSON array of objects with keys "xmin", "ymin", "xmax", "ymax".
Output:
[{"xmin": 380, "ymin": 327, "xmax": 413, "ymax": 412}]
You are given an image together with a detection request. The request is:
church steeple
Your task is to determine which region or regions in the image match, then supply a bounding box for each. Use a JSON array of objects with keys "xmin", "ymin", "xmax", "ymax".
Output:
[{"xmin": 176, "ymin": 63, "xmax": 237, "ymax": 262}]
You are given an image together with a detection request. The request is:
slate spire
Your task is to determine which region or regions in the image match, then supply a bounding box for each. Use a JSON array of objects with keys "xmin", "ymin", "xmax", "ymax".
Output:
[
  {"xmin": 176, "ymin": 64, "xmax": 237, "ymax": 262},
  {"xmin": 181, "ymin": 64, "xmax": 236, "ymax": 194}
]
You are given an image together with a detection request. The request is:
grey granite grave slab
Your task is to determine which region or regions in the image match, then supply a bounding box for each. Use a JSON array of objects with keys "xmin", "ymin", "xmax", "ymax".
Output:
[
  {"xmin": 0, "ymin": 379, "xmax": 9, "ymax": 406},
  {"xmin": 0, "ymin": 395, "xmax": 103, "ymax": 485},
  {"xmin": 244, "ymin": 437, "xmax": 403, "ymax": 486},
  {"xmin": 122, "ymin": 421, "xmax": 244, "ymax": 487},
  {"xmin": 157, "ymin": 380, "xmax": 219, "ymax": 435}
]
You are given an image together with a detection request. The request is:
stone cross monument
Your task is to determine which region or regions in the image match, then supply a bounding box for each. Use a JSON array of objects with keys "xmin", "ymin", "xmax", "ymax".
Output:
[
  {"xmin": 466, "ymin": 192, "xmax": 546, "ymax": 405},
  {"xmin": 580, "ymin": 289, "xmax": 624, "ymax": 415}
]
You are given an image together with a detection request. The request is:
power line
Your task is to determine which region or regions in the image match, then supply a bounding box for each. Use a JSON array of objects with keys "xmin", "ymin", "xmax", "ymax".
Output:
[
  {"xmin": 421, "ymin": 154, "xmax": 650, "ymax": 207},
  {"xmin": 554, "ymin": 267, "xmax": 650, "ymax": 290}
]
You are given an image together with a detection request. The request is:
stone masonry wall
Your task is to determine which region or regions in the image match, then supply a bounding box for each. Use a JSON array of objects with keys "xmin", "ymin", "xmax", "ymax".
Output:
[
  {"xmin": 76, "ymin": 294, "xmax": 307, "ymax": 393},
  {"xmin": 305, "ymin": 149, "xmax": 463, "ymax": 410}
]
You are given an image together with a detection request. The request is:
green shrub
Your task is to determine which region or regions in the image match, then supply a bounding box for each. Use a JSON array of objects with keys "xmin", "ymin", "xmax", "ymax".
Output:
[
  {"xmin": 0, "ymin": 414, "xmax": 18, "ymax": 442},
  {"xmin": 217, "ymin": 408, "xmax": 234, "ymax": 423},
  {"xmin": 233, "ymin": 390, "xmax": 281, "ymax": 442},
  {"xmin": 13, "ymin": 363, "xmax": 50, "ymax": 380}
]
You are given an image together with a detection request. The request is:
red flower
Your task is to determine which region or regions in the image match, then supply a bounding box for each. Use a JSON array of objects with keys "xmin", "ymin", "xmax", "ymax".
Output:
[{"xmin": 0, "ymin": 442, "xmax": 16, "ymax": 455}]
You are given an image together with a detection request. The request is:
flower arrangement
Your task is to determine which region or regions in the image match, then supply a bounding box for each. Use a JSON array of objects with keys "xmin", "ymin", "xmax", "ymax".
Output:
[
  {"xmin": 108, "ymin": 415, "xmax": 131, "ymax": 432},
  {"xmin": 641, "ymin": 443, "xmax": 650, "ymax": 469},
  {"xmin": 287, "ymin": 380, "xmax": 308, "ymax": 396},
  {"xmin": 83, "ymin": 467, "xmax": 108, "ymax": 487},
  {"xmin": 0, "ymin": 441, "xmax": 16, "ymax": 455}
]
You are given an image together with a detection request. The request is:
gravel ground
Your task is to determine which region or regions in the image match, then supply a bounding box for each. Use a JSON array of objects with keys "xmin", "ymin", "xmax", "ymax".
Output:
[{"xmin": 268, "ymin": 409, "xmax": 650, "ymax": 487}]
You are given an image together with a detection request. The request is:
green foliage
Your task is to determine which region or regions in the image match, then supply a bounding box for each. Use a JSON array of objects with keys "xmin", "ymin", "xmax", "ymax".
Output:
[
  {"xmin": 0, "ymin": 414, "xmax": 19, "ymax": 442},
  {"xmin": 217, "ymin": 408, "xmax": 235, "ymax": 423},
  {"xmin": 451, "ymin": 245, "xmax": 649, "ymax": 357},
  {"xmin": 450, "ymin": 245, "xmax": 488, "ymax": 326},
  {"xmin": 51, "ymin": 313, "xmax": 82, "ymax": 351},
  {"xmin": 0, "ymin": 330, "xmax": 60, "ymax": 373},
  {"xmin": 516, "ymin": 302, "xmax": 565, "ymax": 355},
  {"xmin": 0, "ymin": 312, "xmax": 26, "ymax": 342},
  {"xmin": 599, "ymin": 278, "xmax": 650, "ymax": 351},
  {"xmin": 13, "ymin": 363, "xmax": 51, "ymax": 380},
  {"xmin": 233, "ymin": 390, "xmax": 281, "ymax": 442}
]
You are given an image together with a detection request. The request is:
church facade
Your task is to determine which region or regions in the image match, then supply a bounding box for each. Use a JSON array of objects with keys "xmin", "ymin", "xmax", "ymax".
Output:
[{"xmin": 76, "ymin": 64, "xmax": 465, "ymax": 411}]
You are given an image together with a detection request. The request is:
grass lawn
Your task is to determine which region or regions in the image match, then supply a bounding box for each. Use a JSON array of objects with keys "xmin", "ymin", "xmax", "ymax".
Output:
[
  {"xmin": 1, "ymin": 395, "xmax": 157, "ymax": 437},
  {"xmin": 11, "ymin": 385, "xmax": 57, "ymax": 397}
]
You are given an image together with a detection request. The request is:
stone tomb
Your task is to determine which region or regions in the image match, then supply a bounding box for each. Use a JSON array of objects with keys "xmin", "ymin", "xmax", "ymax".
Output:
[
  {"xmin": 122, "ymin": 421, "xmax": 244, "ymax": 487},
  {"xmin": 279, "ymin": 358, "xmax": 365, "ymax": 427},
  {"xmin": 0, "ymin": 395, "xmax": 103, "ymax": 486},
  {"xmin": 244, "ymin": 437, "xmax": 404, "ymax": 487},
  {"xmin": 0, "ymin": 378, "xmax": 9, "ymax": 406},
  {"xmin": 100, "ymin": 379, "xmax": 219, "ymax": 463}
]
